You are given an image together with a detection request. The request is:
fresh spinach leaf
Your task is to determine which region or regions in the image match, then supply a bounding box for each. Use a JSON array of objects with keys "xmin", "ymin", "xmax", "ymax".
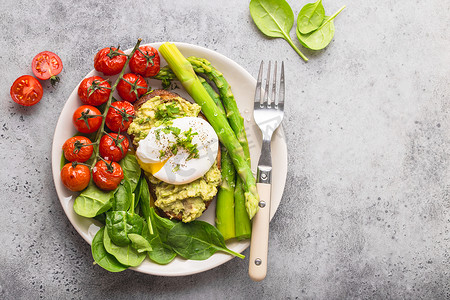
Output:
[
  {"xmin": 91, "ymin": 227, "xmax": 127, "ymax": 272},
  {"xmin": 93, "ymin": 213, "xmax": 106, "ymax": 225},
  {"xmin": 105, "ymin": 210, "xmax": 144, "ymax": 246},
  {"xmin": 297, "ymin": 0, "xmax": 325, "ymax": 34},
  {"xmin": 296, "ymin": 6, "xmax": 345, "ymax": 50},
  {"xmin": 249, "ymin": 0, "xmax": 308, "ymax": 61},
  {"xmin": 103, "ymin": 226, "xmax": 146, "ymax": 267},
  {"xmin": 73, "ymin": 182, "xmax": 114, "ymax": 218},
  {"xmin": 119, "ymin": 153, "xmax": 141, "ymax": 192},
  {"xmin": 139, "ymin": 176, "xmax": 152, "ymax": 227},
  {"xmin": 167, "ymin": 220, "xmax": 245, "ymax": 260},
  {"xmin": 145, "ymin": 208, "xmax": 176, "ymax": 265},
  {"xmin": 128, "ymin": 233, "xmax": 152, "ymax": 253},
  {"xmin": 112, "ymin": 180, "xmax": 132, "ymax": 211}
]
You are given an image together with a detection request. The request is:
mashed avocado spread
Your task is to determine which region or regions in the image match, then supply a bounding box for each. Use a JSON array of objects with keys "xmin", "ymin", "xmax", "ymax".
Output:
[{"xmin": 128, "ymin": 95, "xmax": 221, "ymax": 222}]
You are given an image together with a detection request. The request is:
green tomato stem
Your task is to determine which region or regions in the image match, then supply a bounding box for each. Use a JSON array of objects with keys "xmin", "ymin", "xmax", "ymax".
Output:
[{"xmin": 90, "ymin": 39, "xmax": 142, "ymax": 169}]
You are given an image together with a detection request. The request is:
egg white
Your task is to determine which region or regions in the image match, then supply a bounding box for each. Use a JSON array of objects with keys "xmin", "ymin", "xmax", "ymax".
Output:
[{"xmin": 136, "ymin": 117, "xmax": 219, "ymax": 185}]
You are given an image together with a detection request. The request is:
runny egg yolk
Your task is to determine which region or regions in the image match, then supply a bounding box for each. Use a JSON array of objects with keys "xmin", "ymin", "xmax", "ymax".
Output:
[{"xmin": 137, "ymin": 157, "xmax": 169, "ymax": 175}]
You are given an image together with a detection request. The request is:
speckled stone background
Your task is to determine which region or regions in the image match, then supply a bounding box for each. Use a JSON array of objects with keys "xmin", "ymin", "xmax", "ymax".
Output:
[{"xmin": 1, "ymin": 0, "xmax": 449, "ymax": 299}]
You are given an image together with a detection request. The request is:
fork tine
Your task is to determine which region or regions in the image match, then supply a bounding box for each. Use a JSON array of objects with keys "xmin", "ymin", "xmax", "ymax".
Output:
[
  {"xmin": 278, "ymin": 61, "xmax": 285, "ymax": 107},
  {"xmin": 263, "ymin": 61, "xmax": 271, "ymax": 106},
  {"xmin": 271, "ymin": 61, "xmax": 278, "ymax": 107},
  {"xmin": 255, "ymin": 61, "xmax": 263, "ymax": 104}
]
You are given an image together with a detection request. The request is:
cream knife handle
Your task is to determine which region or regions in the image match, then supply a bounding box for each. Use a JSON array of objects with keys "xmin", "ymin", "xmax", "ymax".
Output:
[{"xmin": 249, "ymin": 182, "xmax": 271, "ymax": 282}]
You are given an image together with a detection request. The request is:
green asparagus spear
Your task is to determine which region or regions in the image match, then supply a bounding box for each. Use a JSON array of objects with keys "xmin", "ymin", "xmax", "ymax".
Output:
[
  {"xmin": 215, "ymin": 146, "xmax": 236, "ymax": 240},
  {"xmin": 187, "ymin": 57, "xmax": 251, "ymax": 166},
  {"xmin": 159, "ymin": 43, "xmax": 259, "ymax": 219},
  {"xmin": 191, "ymin": 59, "xmax": 252, "ymax": 239},
  {"xmin": 199, "ymin": 77, "xmax": 236, "ymax": 239},
  {"xmin": 234, "ymin": 177, "xmax": 252, "ymax": 240}
]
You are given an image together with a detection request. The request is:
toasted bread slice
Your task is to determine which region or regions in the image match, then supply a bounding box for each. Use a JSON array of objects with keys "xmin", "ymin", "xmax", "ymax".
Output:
[{"xmin": 130, "ymin": 89, "xmax": 221, "ymax": 221}]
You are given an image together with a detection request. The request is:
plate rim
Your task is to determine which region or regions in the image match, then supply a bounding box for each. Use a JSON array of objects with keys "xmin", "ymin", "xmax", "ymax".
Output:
[{"xmin": 51, "ymin": 41, "xmax": 287, "ymax": 276}]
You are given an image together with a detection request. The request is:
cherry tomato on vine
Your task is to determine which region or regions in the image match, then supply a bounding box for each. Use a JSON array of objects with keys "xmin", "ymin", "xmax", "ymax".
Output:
[
  {"xmin": 61, "ymin": 162, "xmax": 91, "ymax": 192},
  {"xmin": 62, "ymin": 136, "xmax": 94, "ymax": 162},
  {"xmin": 72, "ymin": 105, "xmax": 102, "ymax": 134},
  {"xmin": 129, "ymin": 46, "xmax": 160, "ymax": 77},
  {"xmin": 10, "ymin": 75, "xmax": 43, "ymax": 106},
  {"xmin": 93, "ymin": 160, "xmax": 124, "ymax": 191},
  {"xmin": 99, "ymin": 133, "xmax": 129, "ymax": 162},
  {"xmin": 32, "ymin": 51, "xmax": 63, "ymax": 86},
  {"xmin": 78, "ymin": 76, "xmax": 111, "ymax": 106},
  {"xmin": 117, "ymin": 73, "xmax": 148, "ymax": 103},
  {"xmin": 105, "ymin": 101, "xmax": 135, "ymax": 132},
  {"xmin": 94, "ymin": 47, "xmax": 127, "ymax": 76}
]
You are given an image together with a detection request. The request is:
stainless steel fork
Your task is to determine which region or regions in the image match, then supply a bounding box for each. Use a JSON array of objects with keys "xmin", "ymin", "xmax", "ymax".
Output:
[{"xmin": 249, "ymin": 61, "xmax": 285, "ymax": 281}]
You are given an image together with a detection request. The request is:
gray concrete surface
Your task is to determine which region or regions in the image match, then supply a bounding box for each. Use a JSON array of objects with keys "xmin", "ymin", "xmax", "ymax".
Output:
[{"xmin": 1, "ymin": 0, "xmax": 449, "ymax": 299}]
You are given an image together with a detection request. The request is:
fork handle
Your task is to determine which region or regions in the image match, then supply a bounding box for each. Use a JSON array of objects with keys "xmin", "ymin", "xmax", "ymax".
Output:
[{"xmin": 249, "ymin": 182, "xmax": 271, "ymax": 282}]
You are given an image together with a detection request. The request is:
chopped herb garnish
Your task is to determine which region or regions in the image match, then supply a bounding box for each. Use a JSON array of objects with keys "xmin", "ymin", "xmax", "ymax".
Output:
[{"xmin": 155, "ymin": 102, "xmax": 184, "ymax": 122}]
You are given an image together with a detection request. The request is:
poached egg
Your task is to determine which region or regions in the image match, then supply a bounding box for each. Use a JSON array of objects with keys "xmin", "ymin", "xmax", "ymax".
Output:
[{"xmin": 136, "ymin": 117, "xmax": 219, "ymax": 185}]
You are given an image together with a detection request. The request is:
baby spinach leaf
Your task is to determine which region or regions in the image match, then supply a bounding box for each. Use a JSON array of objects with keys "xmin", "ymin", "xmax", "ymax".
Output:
[
  {"xmin": 249, "ymin": 0, "xmax": 308, "ymax": 61},
  {"xmin": 105, "ymin": 211, "xmax": 144, "ymax": 246},
  {"xmin": 139, "ymin": 177, "xmax": 152, "ymax": 225},
  {"xmin": 93, "ymin": 213, "xmax": 106, "ymax": 225},
  {"xmin": 112, "ymin": 180, "xmax": 132, "ymax": 211},
  {"xmin": 91, "ymin": 227, "xmax": 127, "ymax": 272},
  {"xmin": 120, "ymin": 153, "xmax": 141, "ymax": 192},
  {"xmin": 128, "ymin": 233, "xmax": 152, "ymax": 253},
  {"xmin": 297, "ymin": 0, "xmax": 325, "ymax": 34},
  {"xmin": 296, "ymin": 6, "xmax": 345, "ymax": 50},
  {"xmin": 145, "ymin": 208, "xmax": 176, "ymax": 265},
  {"xmin": 167, "ymin": 220, "xmax": 245, "ymax": 260},
  {"xmin": 73, "ymin": 182, "xmax": 114, "ymax": 218},
  {"xmin": 103, "ymin": 226, "xmax": 146, "ymax": 267}
]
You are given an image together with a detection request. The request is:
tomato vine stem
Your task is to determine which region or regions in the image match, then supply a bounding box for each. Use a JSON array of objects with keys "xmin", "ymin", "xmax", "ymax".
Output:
[{"xmin": 90, "ymin": 38, "xmax": 142, "ymax": 169}]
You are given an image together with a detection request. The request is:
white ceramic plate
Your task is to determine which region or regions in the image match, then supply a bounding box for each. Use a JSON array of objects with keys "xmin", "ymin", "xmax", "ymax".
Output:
[{"xmin": 51, "ymin": 42, "xmax": 287, "ymax": 276}]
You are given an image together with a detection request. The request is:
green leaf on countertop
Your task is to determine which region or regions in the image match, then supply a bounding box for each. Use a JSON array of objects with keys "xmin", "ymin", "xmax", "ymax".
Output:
[
  {"xmin": 297, "ymin": 0, "xmax": 325, "ymax": 34},
  {"xmin": 249, "ymin": 0, "xmax": 308, "ymax": 61}
]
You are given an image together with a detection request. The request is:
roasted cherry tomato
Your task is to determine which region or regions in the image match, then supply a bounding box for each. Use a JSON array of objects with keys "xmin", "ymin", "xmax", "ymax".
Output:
[
  {"xmin": 61, "ymin": 162, "xmax": 91, "ymax": 192},
  {"xmin": 73, "ymin": 105, "xmax": 102, "ymax": 134},
  {"xmin": 117, "ymin": 73, "xmax": 148, "ymax": 103},
  {"xmin": 10, "ymin": 75, "xmax": 43, "ymax": 106},
  {"xmin": 99, "ymin": 133, "xmax": 129, "ymax": 162},
  {"xmin": 129, "ymin": 46, "xmax": 160, "ymax": 77},
  {"xmin": 93, "ymin": 160, "xmax": 124, "ymax": 191},
  {"xmin": 78, "ymin": 76, "xmax": 111, "ymax": 106},
  {"xmin": 94, "ymin": 47, "xmax": 127, "ymax": 76},
  {"xmin": 105, "ymin": 101, "xmax": 135, "ymax": 132},
  {"xmin": 62, "ymin": 136, "xmax": 94, "ymax": 162},
  {"xmin": 32, "ymin": 51, "xmax": 63, "ymax": 86}
]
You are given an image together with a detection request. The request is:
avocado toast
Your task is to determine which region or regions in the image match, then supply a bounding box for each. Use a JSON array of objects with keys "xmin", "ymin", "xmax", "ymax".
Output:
[{"xmin": 128, "ymin": 89, "xmax": 221, "ymax": 222}]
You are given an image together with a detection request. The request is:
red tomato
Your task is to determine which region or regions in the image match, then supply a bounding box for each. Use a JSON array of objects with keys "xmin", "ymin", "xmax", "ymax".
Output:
[
  {"xmin": 61, "ymin": 162, "xmax": 91, "ymax": 192},
  {"xmin": 31, "ymin": 51, "xmax": 63, "ymax": 85},
  {"xmin": 94, "ymin": 47, "xmax": 127, "ymax": 76},
  {"xmin": 105, "ymin": 101, "xmax": 135, "ymax": 132},
  {"xmin": 10, "ymin": 75, "xmax": 43, "ymax": 106},
  {"xmin": 129, "ymin": 46, "xmax": 160, "ymax": 77},
  {"xmin": 93, "ymin": 160, "xmax": 124, "ymax": 191},
  {"xmin": 62, "ymin": 136, "xmax": 94, "ymax": 162},
  {"xmin": 99, "ymin": 133, "xmax": 129, "ymax": 162},
  {"xmin": 117, "ymin": 73, "xmax": 148, "ymax": 103},
  {"xmin": 72, "ymin": 105, "xmax": 103, "ymax": 134},
  {"xmin": 78, "ymin": 76, "xmax": 111, "ymax": 106}
]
